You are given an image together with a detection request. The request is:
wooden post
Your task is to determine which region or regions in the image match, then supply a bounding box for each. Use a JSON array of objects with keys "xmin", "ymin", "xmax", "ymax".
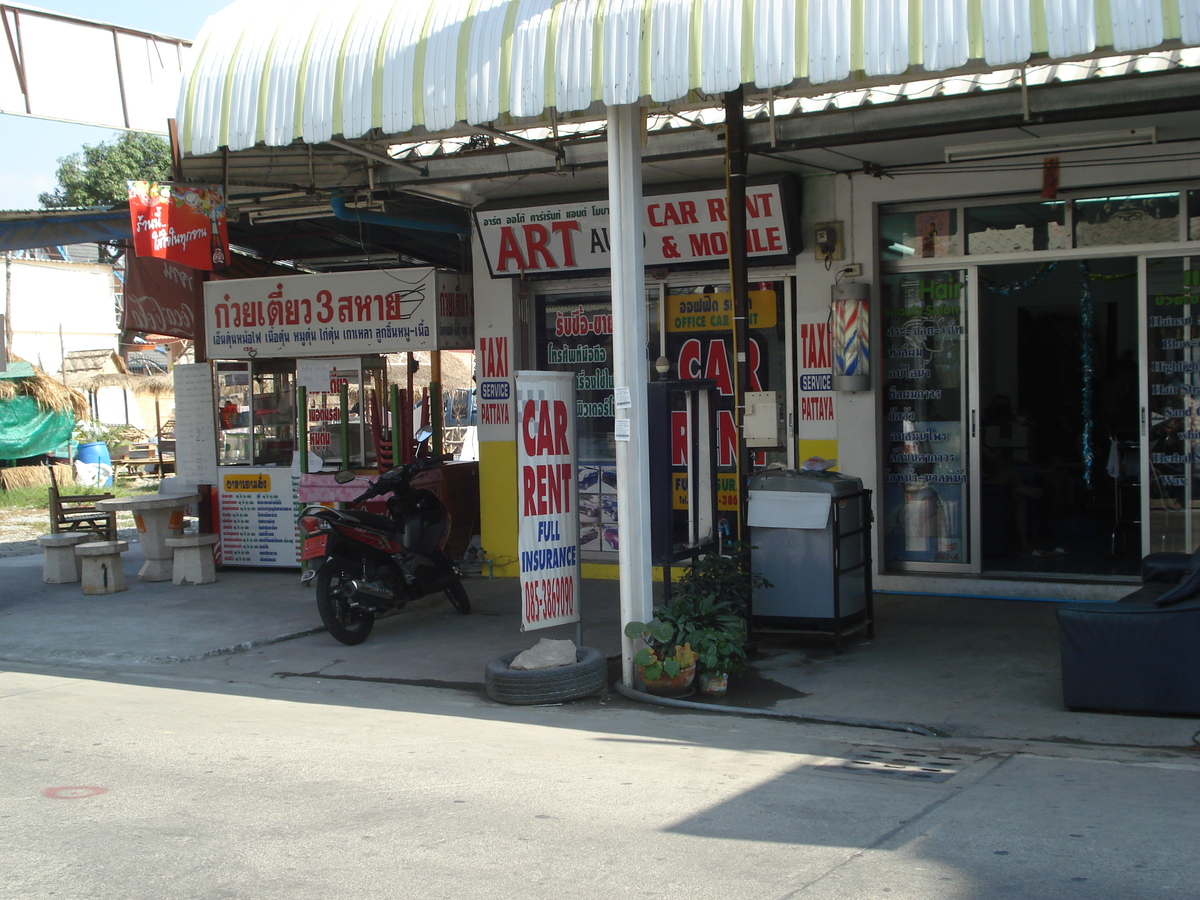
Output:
[{"xmin": 154, "ymin": 397, "xmax": 164, "ymax": 478}]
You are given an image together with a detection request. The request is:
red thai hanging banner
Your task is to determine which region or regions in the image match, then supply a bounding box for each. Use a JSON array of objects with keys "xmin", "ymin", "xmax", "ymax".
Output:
[{"xmin": 127, "ymin": 182, "xmax": 228, "ymax": 271}]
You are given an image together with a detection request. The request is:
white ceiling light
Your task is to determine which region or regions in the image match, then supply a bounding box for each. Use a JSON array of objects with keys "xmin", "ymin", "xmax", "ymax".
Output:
[
  {"xmin": 944, "ymin": 128, "xmax": 1157, "ymax": 163},
  {"xmin": 246, "ymin": 201, "xmax": 382, "ymax": 225}
]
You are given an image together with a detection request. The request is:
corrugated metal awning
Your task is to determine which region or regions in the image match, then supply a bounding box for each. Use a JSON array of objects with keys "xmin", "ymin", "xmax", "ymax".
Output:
[{"xmin": 178, "ymin": 0, "xmax": 1200, "ymax": 156}]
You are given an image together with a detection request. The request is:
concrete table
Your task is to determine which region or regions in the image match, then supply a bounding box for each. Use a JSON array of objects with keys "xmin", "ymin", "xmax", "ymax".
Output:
[{"xmin": 95, "ymin": 493, "xmax": 201, "ymax": 582}]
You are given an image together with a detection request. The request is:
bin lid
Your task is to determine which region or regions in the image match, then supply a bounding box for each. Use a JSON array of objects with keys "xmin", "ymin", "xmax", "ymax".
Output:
[{"xmin": 747, "ymin": 468, "xmax": 863, "ymax": 495}]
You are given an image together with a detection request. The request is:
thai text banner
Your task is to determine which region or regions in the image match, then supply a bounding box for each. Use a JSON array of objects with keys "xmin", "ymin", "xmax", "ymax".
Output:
[{"xmin": 204, "ymin": 268, "xmax": 445, "ymax": 359}]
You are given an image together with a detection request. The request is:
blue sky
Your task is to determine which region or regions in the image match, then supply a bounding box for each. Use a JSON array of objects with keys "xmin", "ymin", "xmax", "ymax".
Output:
[{"xmin": 0, "ymin": 2, "xmax": 230, "ymax": 210}]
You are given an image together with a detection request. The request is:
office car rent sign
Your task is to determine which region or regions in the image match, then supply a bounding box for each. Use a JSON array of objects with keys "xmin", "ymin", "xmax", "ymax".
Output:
[
  {"xmin": 475, "ymin": 180, "xmax": 793, "ymax": 277},
  {"xmin": 516, "ymin": 371, "xmax": 580, "ymax": 631}
]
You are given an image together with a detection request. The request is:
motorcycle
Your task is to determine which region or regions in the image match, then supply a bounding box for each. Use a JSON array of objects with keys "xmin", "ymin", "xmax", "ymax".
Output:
[{"xmin": 297, "ymin": 460, "xmax": 470, "ymax": 645}]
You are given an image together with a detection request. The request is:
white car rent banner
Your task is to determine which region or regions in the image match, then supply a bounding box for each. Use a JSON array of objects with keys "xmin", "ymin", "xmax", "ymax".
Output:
[{"xmin": 516, "ymin": 371, "xmax": 580, "ymax": 631}]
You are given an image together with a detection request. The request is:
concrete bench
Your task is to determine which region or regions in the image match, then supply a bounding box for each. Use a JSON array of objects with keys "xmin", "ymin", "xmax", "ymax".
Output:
[
  {"xmin": 76, "ymin": 540, "xmax": 129, "ymax": 594},
  {"xmin": 165, "ymin": 533, "xmax": 219, "ymax": 585},
  {"xmin": 36, "ymin": 532, "xmax": 96, "ymax": 583}
]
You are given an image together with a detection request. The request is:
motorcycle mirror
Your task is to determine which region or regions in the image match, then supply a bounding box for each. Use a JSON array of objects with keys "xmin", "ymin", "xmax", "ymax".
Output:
[{"xmin": 333, "ymin": 470, "xmax": 356, "ymax": 484}]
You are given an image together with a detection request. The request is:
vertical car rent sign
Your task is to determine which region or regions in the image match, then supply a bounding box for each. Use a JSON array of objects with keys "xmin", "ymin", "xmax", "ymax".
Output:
[{"xmin": 516, "ymin": 371, "xmax": 580, "ymax": 631}]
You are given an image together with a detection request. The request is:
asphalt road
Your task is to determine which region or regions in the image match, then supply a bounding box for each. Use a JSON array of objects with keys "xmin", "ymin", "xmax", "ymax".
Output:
[{"xmin": 3, "ymin": 657, "xmax": 1198, "ymax": 900}]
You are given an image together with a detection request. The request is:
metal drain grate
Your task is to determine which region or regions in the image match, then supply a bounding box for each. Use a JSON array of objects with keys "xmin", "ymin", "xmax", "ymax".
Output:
[{"xmin": 817, "ymin": 747, "xmax": 975, "ymax": 783}]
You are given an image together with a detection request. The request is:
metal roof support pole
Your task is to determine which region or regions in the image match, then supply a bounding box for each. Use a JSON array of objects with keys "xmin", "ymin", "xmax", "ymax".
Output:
[{"xmin": 608, "ymin": 103, "xmax": 654, "ymax": 688}]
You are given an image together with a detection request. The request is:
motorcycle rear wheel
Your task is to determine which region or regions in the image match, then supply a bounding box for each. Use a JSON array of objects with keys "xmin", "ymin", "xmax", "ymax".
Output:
[
  {"xmin": 444, "ymin": 573, "xmax": 471, "ymax": 615},
  {"xmin": 316, "ymin": 561, "xmax": 376, "ymax": 645}
]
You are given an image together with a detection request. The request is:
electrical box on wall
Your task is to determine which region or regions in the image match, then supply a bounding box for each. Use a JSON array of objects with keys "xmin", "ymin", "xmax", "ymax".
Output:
[
  {"xmin": 814, "ymin": 221, "xmax": 844, "ymax": 261},
  {"xmin": 744, "ymin": 391, "xmax": 782, "ymax": 447}
]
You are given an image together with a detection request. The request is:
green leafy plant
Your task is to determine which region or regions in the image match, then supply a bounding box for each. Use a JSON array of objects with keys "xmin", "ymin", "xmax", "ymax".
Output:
[
  {"xmin": 673, "ymin": 540, "xmax": 771, "ymax": 618},
  {"xmin": 624, "ymin": 618, "xmax": 697, "ymax": 682},
  {"xmin": 688, "ymin": 625, "xmax": 747, "ymax": 676}
]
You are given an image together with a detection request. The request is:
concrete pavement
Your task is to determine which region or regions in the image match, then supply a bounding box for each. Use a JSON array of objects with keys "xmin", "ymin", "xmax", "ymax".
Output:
[{"xmin": 2, "ymin": 539, "xmax": 1198, "ymax": 750}]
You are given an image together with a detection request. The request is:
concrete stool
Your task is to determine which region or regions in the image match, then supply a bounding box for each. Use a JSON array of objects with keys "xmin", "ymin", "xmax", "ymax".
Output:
[
  {"xmin": 165, "ymin": 533, "xmax": 219, "ymax": 585},
  {"xmin": 37, "ymin": 533, "xmax": 96, "ymax": 583},
  {"xmin": 76, "ymin": 541, "xmax": 129, "ymax": 595}
]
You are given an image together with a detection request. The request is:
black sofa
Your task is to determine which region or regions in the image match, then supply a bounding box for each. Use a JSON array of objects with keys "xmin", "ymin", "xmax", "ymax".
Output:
[{"xmin": 1056, "ymin": 554, "xmax": 1200, "ymax": 716}]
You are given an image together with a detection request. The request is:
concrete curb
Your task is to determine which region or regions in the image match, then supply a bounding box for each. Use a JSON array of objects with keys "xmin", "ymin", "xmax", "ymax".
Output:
[{"xmin": 613, "ymin": 681, "xmax": 941, "ymax": 737}]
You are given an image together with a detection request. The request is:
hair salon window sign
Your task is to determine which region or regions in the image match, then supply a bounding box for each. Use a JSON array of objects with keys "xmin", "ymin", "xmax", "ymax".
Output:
[{"xmin": 474, "ymin": 180, "xmax": 796, "ymax": 277}]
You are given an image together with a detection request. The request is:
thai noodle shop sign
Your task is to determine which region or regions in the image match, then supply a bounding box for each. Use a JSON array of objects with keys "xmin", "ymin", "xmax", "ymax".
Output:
[
  {"xmin": 516, "ymin": 371, "xmax": 580, "ymax": 631},
  {"xmin": 475, "ymin": 180, "xmax": 794, "ymax": 277},
  {"xmin": 127, "ymin": 182, "xmax": 228, "ymax": 271},
  {"xmin": 203, "ymin": 268, "xmax": 453, "ymax": 360}
]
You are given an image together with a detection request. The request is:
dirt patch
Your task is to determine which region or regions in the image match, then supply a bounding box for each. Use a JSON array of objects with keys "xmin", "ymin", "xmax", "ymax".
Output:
[{"xmin": 0, "ymin": 506, "xmax": 139, "ymax": 559}]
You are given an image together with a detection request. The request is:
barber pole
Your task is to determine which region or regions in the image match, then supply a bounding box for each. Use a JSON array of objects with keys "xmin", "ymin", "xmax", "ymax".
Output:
[{"xmin": 831, "ymin": 282, "xmax": 870, "ymax": 392}]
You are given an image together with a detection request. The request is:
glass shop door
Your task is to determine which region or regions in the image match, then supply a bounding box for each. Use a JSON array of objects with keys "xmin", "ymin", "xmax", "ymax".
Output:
[
  {"xmin": 879, "ymin": 269, "xmax": 975, "ymax": 572},
  {"xmin": 1143, "ymin": 255, "xmax": 1200, "ymax": 557}
]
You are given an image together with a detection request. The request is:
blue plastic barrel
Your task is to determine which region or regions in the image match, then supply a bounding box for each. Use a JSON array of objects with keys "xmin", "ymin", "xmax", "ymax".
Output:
[{"xmin": 76, "ymin": 441, "xmax": 113, "ymax": 487}]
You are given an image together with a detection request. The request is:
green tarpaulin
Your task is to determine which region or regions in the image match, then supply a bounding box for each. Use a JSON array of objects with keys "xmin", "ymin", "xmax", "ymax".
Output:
[{"xmin": 0, "ymin": 396, "xmax": 75, "ymax": 459}]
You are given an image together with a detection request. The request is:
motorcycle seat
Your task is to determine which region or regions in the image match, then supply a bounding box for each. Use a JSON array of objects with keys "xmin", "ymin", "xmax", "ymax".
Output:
[{"xmin": 339, "ymin": 509, "xmax": 400, "ymax": 533}]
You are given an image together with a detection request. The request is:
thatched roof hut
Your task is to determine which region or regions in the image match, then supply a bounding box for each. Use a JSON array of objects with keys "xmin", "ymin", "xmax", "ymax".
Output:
[
  {"xmin": 60, "ymin": 348, "xmax": 126, "ymax": 386},
  {"xmin": 0, "ymin": 354, "xmax": 89, "ymax": 419}
]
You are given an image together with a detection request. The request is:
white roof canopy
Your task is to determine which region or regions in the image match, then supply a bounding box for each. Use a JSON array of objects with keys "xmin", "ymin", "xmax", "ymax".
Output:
[
  {"xmin": 178, "ymin": 0, "xmax": 1200, "ymax": 156},
  {"xmin": 1, "ymin": 3, "xmax": 188, "ymax": 133}
]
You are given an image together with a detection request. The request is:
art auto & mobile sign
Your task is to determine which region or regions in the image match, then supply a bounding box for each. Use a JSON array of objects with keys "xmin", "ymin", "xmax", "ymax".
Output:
[{"xmin": 475, "ymin": 180, "xmax": 795, "ymax": 277}]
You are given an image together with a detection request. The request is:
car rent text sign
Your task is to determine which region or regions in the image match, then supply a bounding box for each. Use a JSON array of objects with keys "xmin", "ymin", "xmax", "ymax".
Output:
[
  {"xmin": 475, "ymin": 181, "xmax": 792, "ymax": 277},
  {"xmin": 516, "ymin": 371, "xmax": 580, "ymax": 631}
]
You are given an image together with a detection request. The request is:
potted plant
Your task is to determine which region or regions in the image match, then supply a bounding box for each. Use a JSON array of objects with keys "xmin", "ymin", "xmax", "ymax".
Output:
[
  {"xmin": 658, "ymin": 541, "xmax": 770, "ymax": 694},
  {"xmin": 688, "ymin": 626, "xmax": 747, "ymax": 694},
  {"xmin": 624, "ymin": 617, "xmax": 699, "ymax": 696}
]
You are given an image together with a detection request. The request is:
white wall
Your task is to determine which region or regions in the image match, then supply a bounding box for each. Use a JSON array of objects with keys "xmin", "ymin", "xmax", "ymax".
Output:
[{"xmin": 4, "ymin": 258, "xmax": 117, "ymax": 376}]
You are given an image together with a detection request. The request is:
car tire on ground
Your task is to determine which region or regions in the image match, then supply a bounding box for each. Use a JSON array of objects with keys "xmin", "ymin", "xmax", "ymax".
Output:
[{"xmin": 484, "ymin": 646, "xmax": 609, "ymax": 705}]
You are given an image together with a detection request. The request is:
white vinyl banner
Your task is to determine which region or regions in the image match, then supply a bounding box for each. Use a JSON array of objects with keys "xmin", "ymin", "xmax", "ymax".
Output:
[{"xmin": 516, "ymin": 371, "xmax": 581, "ymax": 631}]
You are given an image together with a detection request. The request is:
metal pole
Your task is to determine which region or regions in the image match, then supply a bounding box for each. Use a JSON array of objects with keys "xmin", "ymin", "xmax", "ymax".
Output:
[
  {"xmin": 608, "ymin": 103, "xmax": 653, "ymax": 687},
  {"xmin": 431, "ymin": 350, "xmax": 443, "ymax": 464},
  {"xmin": 339, "ymin": 383, "xmax": 351, "ymax": 470},
  {"xmin": 298, "ymin": 386, "xmax": 308, "ymax": 474},
  {"xmin": 725, "ymin": 86, "xmax": 751, "ymax": 545}
]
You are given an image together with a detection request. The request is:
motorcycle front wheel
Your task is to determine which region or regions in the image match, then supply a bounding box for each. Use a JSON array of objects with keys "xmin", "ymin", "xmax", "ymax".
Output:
[
  {"xmin": 315, "ymin": 561, "xmax": 376, "ymax": 645},
  {"xmin": 444, "ymin": 572, "xmax": 471, "ymax": 615}
]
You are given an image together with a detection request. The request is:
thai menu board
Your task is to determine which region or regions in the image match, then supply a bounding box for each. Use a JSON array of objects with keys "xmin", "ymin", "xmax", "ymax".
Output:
[
  {"xmin": 1145, "ymin": 256, "xmax": 1200, "ymax": 553},
  {"xmin": 881, "ymin": 271, "xmax": 969, "ymax": 566},
  {"xmin": 216, "ymin": 468, "xmax": 302, "ymax": 567}
]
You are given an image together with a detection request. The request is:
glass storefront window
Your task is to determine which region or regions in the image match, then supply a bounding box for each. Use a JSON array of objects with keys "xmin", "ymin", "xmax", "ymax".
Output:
[
  {"xmin": 880, "ymin": 271, "xmax": 970, "ymax": 566},
  {"xmin": 1075, "ymin": 192, "xmax": 1180, "ymax": 246},
  {"xmin": 665, "ymin": 282, "xmax": 788, "ymax": 519},
  {"xmin": 537, "ymin": 292, "xmax": 621, "ymax": 554},
  {"xmin": 880, "ymin": 209, "xmax": 959, "ymax": 261},
  {"xmin": 965, "ymin": 201, "xmax": 1066, "ymax": 254},
  {"xmin": 1145, "ymin": 256, "xmax": 1200, "ymax": 554},
  {"xmin": 298, "ymin": 357, "xmax": 382, "ymax": 471},
  {"xmin": 1189, "ymin": 190, "xmax": 1200, "ymax": 240}
]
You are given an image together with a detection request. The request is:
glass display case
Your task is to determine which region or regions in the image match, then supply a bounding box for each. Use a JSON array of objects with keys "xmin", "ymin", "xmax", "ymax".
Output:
[{"xmin": 215, "ymin": 359, "xmax": 296, "ymax": 466}]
